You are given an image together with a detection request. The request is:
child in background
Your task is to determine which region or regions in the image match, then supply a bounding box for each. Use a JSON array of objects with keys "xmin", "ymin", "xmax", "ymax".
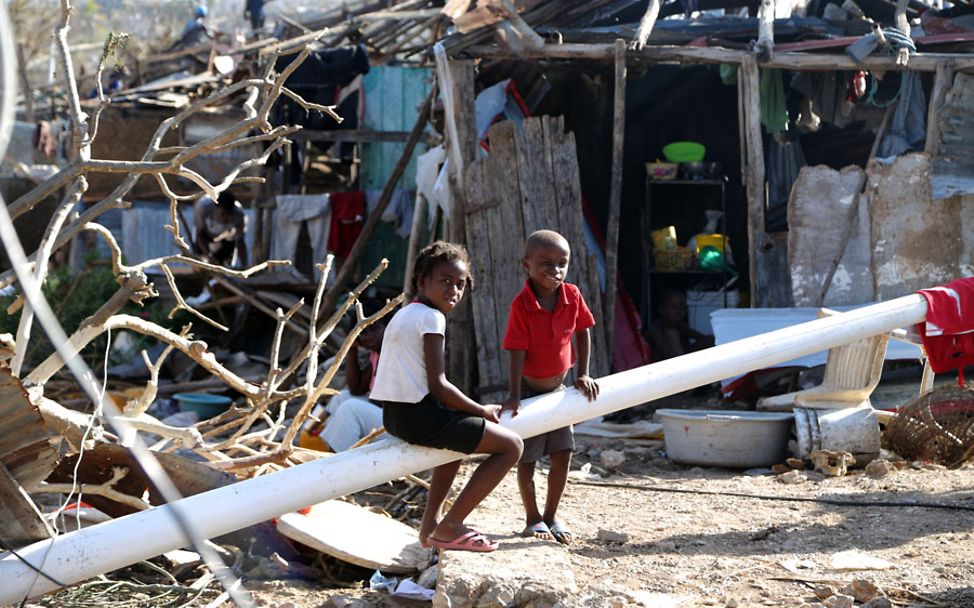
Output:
[
  {"xmin": 647, "ymin": 288, "xmax": 714, "ymax": 361},
  {"xmin": 370, "ymin": 241, "xmax": 523, "ymax": 552},
  {"xmin": 502, "ymin": 229, "xmax": 599, "ymax": 544}
]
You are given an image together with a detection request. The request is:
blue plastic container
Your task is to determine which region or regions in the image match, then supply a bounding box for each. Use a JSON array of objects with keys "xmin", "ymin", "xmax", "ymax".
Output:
[{"xmin": 173, "ymin": 392, "xmax": 232, "ymax": 419}]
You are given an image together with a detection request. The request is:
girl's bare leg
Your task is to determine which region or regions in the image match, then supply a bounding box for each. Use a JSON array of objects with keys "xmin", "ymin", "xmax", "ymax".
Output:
[
  {"xmin": 430, "ymin": 422, "xmax": 522, "ymax": 541},
  {"xmin": 420, "ymin": 460, "xmax": 461, "ymax": 546}
]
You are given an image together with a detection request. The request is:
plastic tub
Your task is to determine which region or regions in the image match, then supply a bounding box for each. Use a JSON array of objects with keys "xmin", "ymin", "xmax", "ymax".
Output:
[
  {"xmin": 657, "ymin": 409, "xmax": 793, "ymax": 468},
  {"xmin": 662, "ymin": 141, "xmax": 706, "ymax": 163},
  {"xmin": 173, "ymin": 393, "xmax": 233, "ymax": 419}
]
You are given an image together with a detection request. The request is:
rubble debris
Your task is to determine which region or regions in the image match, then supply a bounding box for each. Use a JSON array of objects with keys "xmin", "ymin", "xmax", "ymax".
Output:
[
  {"xmin": 839, "ymin": 579, "xmax": 883, "ymax": 603},
  {"xmin": 776, "ymin": 470, "xmax": 806, "ymax": 484},
  {"xmin": 276, "ymin": 500, "xmax": 431, "ymax": 574},
  {"xmin": 864, "ymin": 459, "xmax": 895, "ymax": 478},
  {"xmin": 829, "ymin": 550, "xmax": 895, "ymax": 572},
  {"xmin": 600, "ymin": 449, "xmax": 627, "ymax": 470},
  {"xmin": 433, "ymin": 543, "xmax": 576, "ymax": 608},
  {"xmin": 597, "ymin": 528, "xmax": 631, "ymax": 544},
  {"xmin": 811, "ymin": 449, "xmax": 856, "ymax": 477}
]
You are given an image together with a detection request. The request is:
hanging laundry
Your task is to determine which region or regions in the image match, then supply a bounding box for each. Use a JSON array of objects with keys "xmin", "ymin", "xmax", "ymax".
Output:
[
  {"xmin": 328, "ymin": 191, "xmax": 366, "ymax": 258},
  {"xmin": 917, "ymin": 278, "xmax": 974, "ymax": 385},
  {"xmin": 877, "ymin": 71, "xmax": 926, "ymax": 158},
  {"xmin": 365, "ymin": 189, "xmax": 415, "ymax": 239},
  {"xmin": 272, "ymin": 194, "xmax": 332, "ymax": 281},
  {"xmin": 759, "ymin": 69, "xmax": 789, "ymax": 134}
]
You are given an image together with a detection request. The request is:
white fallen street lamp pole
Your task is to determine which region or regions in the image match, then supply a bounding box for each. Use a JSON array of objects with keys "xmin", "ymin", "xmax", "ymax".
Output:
[{"xmin": 0, "ymin": 294, "xmax": 928, "ymax": 602}]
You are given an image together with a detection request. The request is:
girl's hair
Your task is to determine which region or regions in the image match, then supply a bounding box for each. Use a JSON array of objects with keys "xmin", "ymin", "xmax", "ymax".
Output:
[{"xmin": 412, "ymin": 241, "xmax": 474, "ymax": 293}]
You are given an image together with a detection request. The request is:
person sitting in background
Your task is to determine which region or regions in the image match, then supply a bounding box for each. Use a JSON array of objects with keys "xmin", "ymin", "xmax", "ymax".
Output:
[
  {"xmin": 301, "ymin": 319, "xmax": 385, "ymax": 452},
  {"xmin": 647, "ymin": 288, "xmax": 714, "ymax": 361},
  {"xmin": 194, "ymin": 192, "xmax": 248, "ymax": 268}
]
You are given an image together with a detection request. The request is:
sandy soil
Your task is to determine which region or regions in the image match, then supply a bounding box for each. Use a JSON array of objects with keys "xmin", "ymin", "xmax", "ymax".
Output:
[{"xmin": 240, "ymin": 423, "xmax": 974, "ymax": 608}]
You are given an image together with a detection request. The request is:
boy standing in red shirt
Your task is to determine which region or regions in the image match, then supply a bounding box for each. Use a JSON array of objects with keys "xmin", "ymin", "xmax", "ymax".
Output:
[{"xmin": 502, "ymin": 229, "xmax": 600, "ymax": 544}]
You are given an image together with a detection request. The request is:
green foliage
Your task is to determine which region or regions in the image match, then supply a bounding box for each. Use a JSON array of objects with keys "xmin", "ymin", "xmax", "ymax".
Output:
[{"xmin": 0, "ymin": 263, "xmax": 184, "ymax": 374}]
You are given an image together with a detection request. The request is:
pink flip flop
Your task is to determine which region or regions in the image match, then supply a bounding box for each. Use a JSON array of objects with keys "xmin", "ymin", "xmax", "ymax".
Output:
[{"xmin": 428, "ymin": 530, "xmax": 498, "ymax": 552}]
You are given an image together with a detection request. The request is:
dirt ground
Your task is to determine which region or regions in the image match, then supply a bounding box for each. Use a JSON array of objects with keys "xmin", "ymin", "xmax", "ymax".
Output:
[{"xmin": 236, "ymin": 381, "xmax": 974, "ymax": 608}]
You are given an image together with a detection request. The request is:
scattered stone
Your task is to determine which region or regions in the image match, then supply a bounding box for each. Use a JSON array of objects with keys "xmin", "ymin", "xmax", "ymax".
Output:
[
  {"xmin": 749, "ymin": 526, "xmax": 778, "ymax": 541},
  {"xmin": 325, "ymin": 595, "xmax": 368, "ymax": 608},
  {"xmin": 811, "ymin": 450, "xmax": 855, "ymax": 477},
  {"xmin": 865, "ymin": 460, "xmax": 894, "ymax": 478},
  {"xmin": 772, "ymin": 463, "xmax": 791, "ymax": 474},
  {"xmin": 861, "ymin": 598, "xmax": 893, "ymax": 608},
  {"xmin": 597, "ymin": 529, "xmax": 631, "ymax": 544},
  {"xmin": 608, "ymin": 595, "xmax": 629, "ymax": 608},
  {"xmin": 822, "ymin": 594, "xmax": 854, "ymax": 608},
  {"xmin": 600, "ymin": 449, "xmax": 627, "ymax": 470},
  {"xmin": 813, "ymin": 585, "xmax": 836, "ymax": 600},
  {"xmin": 628, "ymin": 591, "xmax": 691, "ymax": 607},
  {"xmin": 417, "ymin": 564, "xmax": 438, "ymax": 589},
  {"xmin": 840, "ymin": 579, "xmax": 882, "ymax": 602},
  {"xmin": 786, "ymin": 458, "xmax": 806, "ymax": 470},
  {"xmin": 701, "ymin": 599, "xmax": 719, "ymax": 606},
  {"xmin": 724, "ymin": 599, "xmax": 739, "ymax": 608},
  {"xmin": 776, "ymin": 470, "xmax": 805, "ymax": 484},
  {"xmin": 829, "ymin": 550, "xmax": 894, "ymax": 572},
  {"xmin": 434, "ymin": 542, "xmax": 575, "ymax": 608}
]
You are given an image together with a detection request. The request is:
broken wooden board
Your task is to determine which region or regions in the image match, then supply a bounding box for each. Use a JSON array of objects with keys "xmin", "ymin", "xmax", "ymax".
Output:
[
  {"xmin": 0, "ymin": 367, "xmax": 58, "ymax": 547},
  {"xmin": 276, "ymin": 500, "xmax": 430, "ymax": 574},
  {"xmin": 574, "ymin": 418, "xmax": 664, "ymax": 440},
  {"xmin": 867, "ymin": 153, "xmax": 961, "ymax": 300},
  {"xmin": 787, "ymin": 165, "xmax": 874, "ymax": 306},
  {"xmin": 463, "ymin": 116, "xmax": 609, "ymax": 403}
]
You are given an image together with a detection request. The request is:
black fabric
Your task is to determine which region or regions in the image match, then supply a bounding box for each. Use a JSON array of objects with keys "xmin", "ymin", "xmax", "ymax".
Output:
[
  {"xmin": 382, "ymin": 394, "xmax": 486, "ymax": 454},
  {"xmin": 272, "ymin": 45, "xmax": 369, "ymax": 131}
]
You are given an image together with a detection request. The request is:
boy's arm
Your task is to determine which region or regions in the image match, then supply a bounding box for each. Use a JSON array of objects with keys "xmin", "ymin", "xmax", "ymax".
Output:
[
  {"xmin": 501, "ymin": 350, "xmax": 526, "ymax": 416},
  {"xmin": 345, "ymin": 344, "xmax": 370, "ymax": 396},
  {"xmin": 573, "ymin": 327, "xmax": 599, "ymax": 401},
  {"xmin": 424, "ymin": 333, "xmax": 500, "ymax": 422}
]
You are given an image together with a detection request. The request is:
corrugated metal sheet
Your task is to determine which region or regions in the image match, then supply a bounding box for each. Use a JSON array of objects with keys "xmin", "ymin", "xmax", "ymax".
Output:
[{"xmin": 120, "ymin": 200, "xmax": 257, "ymax": 268}]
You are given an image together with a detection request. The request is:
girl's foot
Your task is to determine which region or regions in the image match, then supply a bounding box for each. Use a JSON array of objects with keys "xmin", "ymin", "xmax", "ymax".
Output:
[{"xmin": 419, "ymin": 520, "xmax": 438, "ymax": 548}]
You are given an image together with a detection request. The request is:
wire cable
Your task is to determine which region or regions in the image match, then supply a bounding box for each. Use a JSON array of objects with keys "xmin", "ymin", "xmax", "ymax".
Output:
[{"xmin": 569, "ymin": 478, "xmax": 974, "ymax": 512}]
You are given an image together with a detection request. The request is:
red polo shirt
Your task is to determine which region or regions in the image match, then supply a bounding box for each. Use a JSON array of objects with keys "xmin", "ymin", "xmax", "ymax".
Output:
[{"xmin": 503, "ymin": 280, "xmax": 596, "ymax": 378}]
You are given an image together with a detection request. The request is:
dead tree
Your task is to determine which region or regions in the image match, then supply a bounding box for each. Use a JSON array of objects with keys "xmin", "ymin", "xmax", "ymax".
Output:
[{"xmin": 2, "ymin": 0, "xmax": 401, "ymax": 511}]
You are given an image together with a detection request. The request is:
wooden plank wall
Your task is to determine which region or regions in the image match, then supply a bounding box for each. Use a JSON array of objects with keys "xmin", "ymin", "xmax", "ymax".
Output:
[
  {"xmin": 464, "ymin": 116, "xmax": 609, "ymax": 403},
  {"xmin": 360, "ymin": 65, "xmax": 434, "ymax": 288}
]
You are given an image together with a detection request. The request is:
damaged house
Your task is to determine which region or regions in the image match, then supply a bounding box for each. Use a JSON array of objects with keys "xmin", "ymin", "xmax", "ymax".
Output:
[{"xmin": 1, "ymin": 0, "xmax": 973, "ymax": 604}]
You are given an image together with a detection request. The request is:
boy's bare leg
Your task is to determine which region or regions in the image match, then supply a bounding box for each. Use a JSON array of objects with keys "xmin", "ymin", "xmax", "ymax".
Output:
[
  {"xmin": 421, "ymin": 460, "xmax": 462, "ymax": 546},
  {"xmin": 431, "ymin": 423, "xmax": 522, "ymax": 542},
  {"xmin": 544, "ymin": 449, "xmax": 573, "ymax": 544},
  {"xmin": 517, "ymin": 461, "xmax": 552, "ymax": 539}
]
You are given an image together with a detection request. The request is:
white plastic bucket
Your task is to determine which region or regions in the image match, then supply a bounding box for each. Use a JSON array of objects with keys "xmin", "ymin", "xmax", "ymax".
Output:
[
  {"xmin": 657, "ymin": 409, "xmax": 794, "ymax": 468},
  {"xmin": 793, "ymin": 406, "xmax": 880, "ymax": 465}
]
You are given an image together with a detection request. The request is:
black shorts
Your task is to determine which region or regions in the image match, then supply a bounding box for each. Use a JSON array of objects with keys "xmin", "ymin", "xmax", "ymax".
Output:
[{"xmin": 382, "ymin": 393, "xmax": 486, "ymax": 454}]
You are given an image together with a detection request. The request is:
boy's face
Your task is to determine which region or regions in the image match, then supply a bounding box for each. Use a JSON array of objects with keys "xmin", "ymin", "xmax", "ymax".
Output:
[
  {"xmin": 660, "ymin": 293, "xmax": 687, "ymax": 324},
  {"xmin": 522, "ymin": 241, "xmax": 571, "ymax": 293}
]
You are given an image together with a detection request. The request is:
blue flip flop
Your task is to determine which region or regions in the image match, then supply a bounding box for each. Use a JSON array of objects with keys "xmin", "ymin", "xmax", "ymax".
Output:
[
  {"xmin": 521, "ymin": 521, "xmax": 552, "ymax": 539},
  {"xmin": 547, "ymin": 521, "xmax": 573, "ymax": 545}
]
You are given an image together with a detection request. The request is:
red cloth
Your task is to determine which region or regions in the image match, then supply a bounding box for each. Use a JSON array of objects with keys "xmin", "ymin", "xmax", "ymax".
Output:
[
  {"xmin": 503, "ymin": 280, "xmax": 595, "ymax": 378},
  {"xmin": 917, "ymin": 278, "xmax": 974, "ymax": 383},
  {"xmin": 328, "ymin": 191, "xmax": 365, "ymax": 257}
]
